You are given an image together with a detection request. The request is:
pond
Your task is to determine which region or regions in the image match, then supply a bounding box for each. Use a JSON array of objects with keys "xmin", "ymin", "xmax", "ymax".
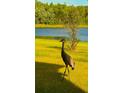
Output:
[{"xmin": 35, "ymin": 28, "xmax": 88, "ymax": 41}]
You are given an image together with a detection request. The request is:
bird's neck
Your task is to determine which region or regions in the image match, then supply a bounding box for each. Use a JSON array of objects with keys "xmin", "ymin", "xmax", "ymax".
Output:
[{"xmin": 62, "ymin": 42, "xmax": 64, "ymax": 51}]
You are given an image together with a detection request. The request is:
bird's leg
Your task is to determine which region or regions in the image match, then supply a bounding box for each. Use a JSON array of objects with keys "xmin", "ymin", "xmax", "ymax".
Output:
[
  {"xmin": 67, "ymin": 67, "xmax": 70, "ymax": 80},
  {"xmin": 62, "ymin": 66, "xmax": 67, "ymax": 81},
  {"xmin": 63, "ymin": 67, "xmax": 67, "ymax": 76}
]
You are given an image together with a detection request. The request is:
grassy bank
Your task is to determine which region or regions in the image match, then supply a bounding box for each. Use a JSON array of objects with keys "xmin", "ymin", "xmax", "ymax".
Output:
[
  {"xmin": 35, "ymin": 24, "xmax": 88, "ymax": 28},
  {"xmin": 35, "ymin": 38, "xmax": 88, "ymax": 93}
]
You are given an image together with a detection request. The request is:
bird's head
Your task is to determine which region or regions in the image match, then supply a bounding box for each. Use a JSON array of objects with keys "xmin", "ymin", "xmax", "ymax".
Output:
[{"xmin": 60, "ymin": 39, "xmax": 65, "ymax": 42}]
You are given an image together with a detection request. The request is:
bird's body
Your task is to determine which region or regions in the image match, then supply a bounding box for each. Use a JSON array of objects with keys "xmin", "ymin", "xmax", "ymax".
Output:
[
  {"xmin": 60, "ymin": 39, "xmax": 75, "ymax": 79},
  {"xmin": 61, "ymin": 49, "xmax": 75, "ymax": 69}
]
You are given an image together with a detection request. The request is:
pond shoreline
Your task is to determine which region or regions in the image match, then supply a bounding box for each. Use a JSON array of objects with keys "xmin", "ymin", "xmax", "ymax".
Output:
[
  {"xmin": 35, "ymin": 28, "xmax": 88, "ymax": 41},
  {"xmin": 35, "ymin": 36, "xmax": 88, "ymax": 42},
  {"xmin": 35, "ymin": 24, "xmax": 88, "ymax": 28}
]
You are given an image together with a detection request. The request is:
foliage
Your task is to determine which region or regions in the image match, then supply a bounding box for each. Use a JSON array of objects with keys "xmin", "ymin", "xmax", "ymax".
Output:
[{"xmin": 35, "ymin": 1, "xmax": 88, "ymax": 25}]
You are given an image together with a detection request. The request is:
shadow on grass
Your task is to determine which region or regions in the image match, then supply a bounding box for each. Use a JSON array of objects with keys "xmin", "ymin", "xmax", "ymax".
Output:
[{"xmin": 35, "ymin": 62, "xmax": 87, "ymax": 93}]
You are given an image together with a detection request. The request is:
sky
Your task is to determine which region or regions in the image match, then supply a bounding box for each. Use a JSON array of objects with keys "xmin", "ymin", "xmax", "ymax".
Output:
[{"xmin": 40, "ymin": 0, "xmax": 88, "ymax": 6}]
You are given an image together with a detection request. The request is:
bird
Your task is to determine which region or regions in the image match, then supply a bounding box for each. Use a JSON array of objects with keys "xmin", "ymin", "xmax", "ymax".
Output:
[{"xmin": 60, "ymin": 39, "xmax": 75, "ymax": 79}]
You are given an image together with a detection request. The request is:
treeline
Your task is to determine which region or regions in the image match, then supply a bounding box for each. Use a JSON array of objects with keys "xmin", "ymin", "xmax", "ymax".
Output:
[{"xmin": 35, "ymin": 1, "xmax": 88, "ymax": 25}]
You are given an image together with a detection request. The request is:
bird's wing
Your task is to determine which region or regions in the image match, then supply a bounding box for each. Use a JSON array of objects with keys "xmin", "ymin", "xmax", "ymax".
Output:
[
  {"xmin": 65, "ymin": 52, "xmax": 75, "ymax": 67},
  {"xmin": 62, "ymin": 51, "xmax": 71, "ymax": 63}
]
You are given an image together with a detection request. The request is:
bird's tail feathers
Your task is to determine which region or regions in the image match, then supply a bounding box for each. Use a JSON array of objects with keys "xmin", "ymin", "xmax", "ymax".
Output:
[{"xmin": 71, "ymin": 61, "xmax": 75, "ymax": 70}]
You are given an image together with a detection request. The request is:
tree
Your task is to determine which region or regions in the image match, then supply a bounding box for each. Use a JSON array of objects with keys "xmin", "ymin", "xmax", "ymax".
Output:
[
  {"xmin": 35, "ymin": 2, "xmax": 88, "ymax": 25},
  {"xmin": 63, "ymin": 7, "xmax": 81, "ymax": 50}
]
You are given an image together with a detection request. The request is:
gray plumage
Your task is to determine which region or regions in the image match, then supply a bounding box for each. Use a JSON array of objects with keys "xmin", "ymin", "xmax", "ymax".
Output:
[{"xmin": 61, "ymin": 49, "xmax": 75, "ymax": 70}]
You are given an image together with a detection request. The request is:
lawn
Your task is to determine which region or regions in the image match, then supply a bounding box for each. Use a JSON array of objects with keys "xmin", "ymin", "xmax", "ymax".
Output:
[
  {"xmin": 35, "ymin": 24, "xmax": 88, "ymax": 28},
  {"xmin": 35, "ymin": 38, "xmax": 88, "ymax": 93}
]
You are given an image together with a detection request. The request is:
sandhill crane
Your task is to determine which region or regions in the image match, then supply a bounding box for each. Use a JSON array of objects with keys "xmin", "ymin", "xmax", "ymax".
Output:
[{"xmin": 60, "ymin": 39, "xmax": 75, "ymax": 79}]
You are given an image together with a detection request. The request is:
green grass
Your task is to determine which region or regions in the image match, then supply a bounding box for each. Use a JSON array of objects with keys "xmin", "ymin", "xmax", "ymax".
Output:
[
  {"xmin": 35, "ymin": 38, "xmax": 88, "ymax": 93},
  {"xmin": 35, "ymin": 24, "xmax": 88, "ymax": 28}
]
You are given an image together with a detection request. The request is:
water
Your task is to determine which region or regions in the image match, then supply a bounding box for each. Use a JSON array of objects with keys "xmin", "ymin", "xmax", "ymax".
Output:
[{"xmin": 35, "ymin": 28, "xmax": 88, "ymax": 41}]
